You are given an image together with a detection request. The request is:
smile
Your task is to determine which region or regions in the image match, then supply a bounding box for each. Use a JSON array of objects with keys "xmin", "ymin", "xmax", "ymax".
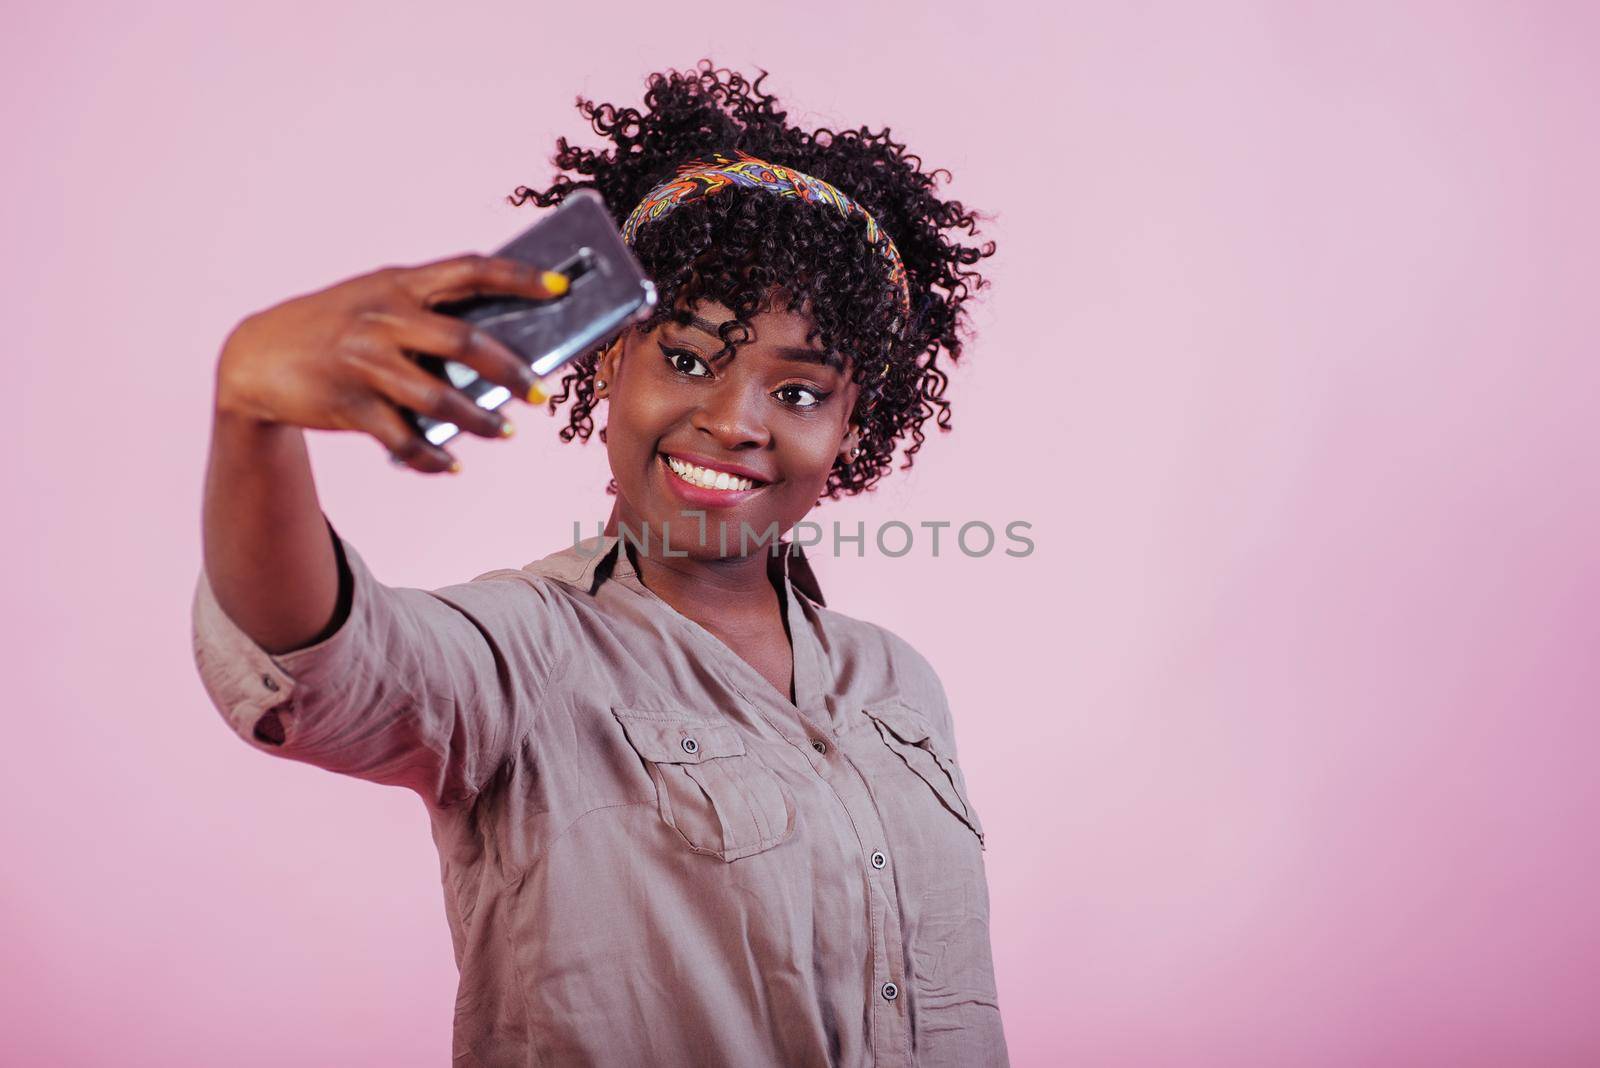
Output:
[{"xmin": 659, "ymin": 453, "xmax": 768, "ymax": 494}]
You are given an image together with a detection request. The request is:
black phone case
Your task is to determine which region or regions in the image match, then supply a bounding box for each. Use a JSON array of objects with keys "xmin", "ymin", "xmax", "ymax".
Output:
[{"xmin": 402, "ymin": 188, "xmax": 657, "ymax": 448}]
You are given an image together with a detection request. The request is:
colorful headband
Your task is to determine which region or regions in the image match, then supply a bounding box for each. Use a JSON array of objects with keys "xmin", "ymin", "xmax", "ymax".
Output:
[{"xmin": 619, "ymin": 149, "xmax": 912, "ymax": 320}]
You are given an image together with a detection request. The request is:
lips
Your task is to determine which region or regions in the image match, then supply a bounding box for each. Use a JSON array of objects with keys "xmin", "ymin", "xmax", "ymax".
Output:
[
  {"xmin": 657, "ymin": 452, "xmax": 770, "ymax": 507},
  {"xmin": 658, "ymin": 450, "xmax": 773, "ymax": 486}
]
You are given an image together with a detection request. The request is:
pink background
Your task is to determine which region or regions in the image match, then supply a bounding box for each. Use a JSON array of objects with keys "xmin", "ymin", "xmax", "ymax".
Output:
[{"xmin": 6, "ymin": 2, "xmax": 1599, "ymax": 1064}]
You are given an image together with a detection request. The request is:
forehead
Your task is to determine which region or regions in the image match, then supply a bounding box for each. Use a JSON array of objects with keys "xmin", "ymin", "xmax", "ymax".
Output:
[
  {"xmin": 666, "ymin": 297, "xmax": 819, "ymax": 350},
  {"xmin": 655, "ymin": 296, "xmax": 852, "ymax": 375}
]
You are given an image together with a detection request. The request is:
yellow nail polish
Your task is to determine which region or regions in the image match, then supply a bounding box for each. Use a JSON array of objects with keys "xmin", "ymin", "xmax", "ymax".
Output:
[
  {"xmin": 526, "ymin": 379, "xmax": 549, "ymax": 404},
  {"xmin": 448, "ymin": 459, "xmax": 463, "ymax": 474},
  {"xmin": 542, "ymin": 271, "xmax": 569, "ymax": 296}
]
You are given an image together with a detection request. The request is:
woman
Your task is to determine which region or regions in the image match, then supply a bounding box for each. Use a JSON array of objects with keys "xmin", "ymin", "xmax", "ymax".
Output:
[{"xmin": 193, "ymin": 62, "xmax": 1004, "ymax": 1066}]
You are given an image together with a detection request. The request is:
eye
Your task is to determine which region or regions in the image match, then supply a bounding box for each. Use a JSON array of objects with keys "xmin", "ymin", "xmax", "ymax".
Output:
[
  {"xmin": 775, "ymin": 384, "xmax": 830, "ymax": 410},
  {"xmin": 659, "ymin": 344, "xmax": 712, "ymax": 377}
]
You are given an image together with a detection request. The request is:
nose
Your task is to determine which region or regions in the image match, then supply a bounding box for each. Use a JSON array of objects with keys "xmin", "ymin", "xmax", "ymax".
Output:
[{"xmin": 689, "ymin": 375, "xmax": 771, "ymax": 451}]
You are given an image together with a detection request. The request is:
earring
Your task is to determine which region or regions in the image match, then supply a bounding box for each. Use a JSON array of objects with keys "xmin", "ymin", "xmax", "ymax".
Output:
[
  {"xmin": 849, "ymin": 445, "xmax": 861, "ymax": 461},
  {"xmin": 595, "ymin": 378, "xmax": 608, "ymax": 395}
]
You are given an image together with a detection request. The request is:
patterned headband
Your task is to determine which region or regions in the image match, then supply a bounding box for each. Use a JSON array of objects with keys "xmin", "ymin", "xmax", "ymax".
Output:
[{"xmin": 619, "ymin": 149, "xmax": 912, "ymax": 320}]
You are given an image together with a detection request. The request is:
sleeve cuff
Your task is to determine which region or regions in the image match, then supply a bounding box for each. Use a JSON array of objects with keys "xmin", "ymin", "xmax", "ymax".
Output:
[{"xmin": 190, "ymin": 530, "xmax": 375, "ymax": 753}]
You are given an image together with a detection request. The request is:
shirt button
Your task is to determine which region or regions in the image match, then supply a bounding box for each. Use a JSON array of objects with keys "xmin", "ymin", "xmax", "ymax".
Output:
[
  {"xmin": 870, "ymin": 850, "xmax": 887, "ymax": 869},
  {"xmin": 261, "ymin": 674, "xmax": 279, "ymax": 692},
  {"xmin": 881, "ymin": 981, "xmax": 899, "ymax": 1001},
  {"xmin": 811, "ymin": 739, "xmax": 827, "ymax": 754},
  {"xmin": 681, "ymin": 737, "xmax": 700, "ymax": 755}
]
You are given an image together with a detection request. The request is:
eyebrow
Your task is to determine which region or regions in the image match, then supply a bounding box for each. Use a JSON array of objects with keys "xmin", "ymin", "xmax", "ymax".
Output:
[{"xmin": 678, "ymin": 313, "xmax": 847, "ymax": 372}]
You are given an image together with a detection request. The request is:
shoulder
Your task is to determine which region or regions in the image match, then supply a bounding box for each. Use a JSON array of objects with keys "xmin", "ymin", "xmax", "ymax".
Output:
[
  {"xmin": 443, "ymin": 535, "xmax": 614, "ymax": 602},
  {"xmin": 814, "ymin": 602, "xmax": 955, "ymax": 736},
  {"xmin": 415, "ymin": 551, "xmax": 589, "ymax": 627}
]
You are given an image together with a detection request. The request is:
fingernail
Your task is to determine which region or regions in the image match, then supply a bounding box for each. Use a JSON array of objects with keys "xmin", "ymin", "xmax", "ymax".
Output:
[
  {"xmin": 448, "ymin": 459, "xmax": 463, "ymax": 474},
  {"xmin": 499, "ymin": 419, "xmax": 516, "ymax": 438},
  {"xmin": 542, "ymin": 271, "xmax": 569, "ymax": 296},
  {"xmin": 526, "ymin": 377, "xmax": 550, "ymax": 404}
]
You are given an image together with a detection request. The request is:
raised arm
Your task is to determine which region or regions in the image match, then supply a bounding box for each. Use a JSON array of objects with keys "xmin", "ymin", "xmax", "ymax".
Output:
[
  {"xmin": 195, "ymin": 255, "xmax": 570, "ymax": 806},
  {"xmin": 203, "ymin": 254, "xmax": 566, "ymax": 654}
]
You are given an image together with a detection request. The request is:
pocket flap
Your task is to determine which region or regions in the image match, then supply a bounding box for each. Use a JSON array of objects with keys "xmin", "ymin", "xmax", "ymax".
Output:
[
  {"xmin": 612, "ymin": 709, "xmax": 746, "ymax": 764},
  {"xmin": 864, "ymin": 701, "xmax": 936, "ymax": 747},
  {"xmin": 864, "ymin": 700, "xmax": 986, "ymax": 847}
]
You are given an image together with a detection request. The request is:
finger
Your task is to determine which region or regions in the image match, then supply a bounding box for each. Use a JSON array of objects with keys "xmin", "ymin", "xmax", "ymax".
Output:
[
  {"xmin": 362, "ymin": 307, "xmax": 542, "ymax": 405},
  {"xmin": 349, "ymin": 395, "xmax": 459, "ymax": 474},
  {"xmin": 351, "ymin": 345, "xmax": 514, "ymax": 441},
  {"xmin": 398, "ymin": 253, "xmax": 569, "ymax": 307}
]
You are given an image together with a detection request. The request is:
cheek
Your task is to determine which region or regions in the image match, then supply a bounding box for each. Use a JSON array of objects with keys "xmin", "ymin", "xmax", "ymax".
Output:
[
  {"xmin": 796, "ymin": 438, "xmax": 841, "ymax": 472},
  {"xmin": 778, "ymin": 432, "xmax": 844, "ymax": 491},
  {"xmin": 606, "ymin": 382, "xmax": 676, "ymax": 456}
]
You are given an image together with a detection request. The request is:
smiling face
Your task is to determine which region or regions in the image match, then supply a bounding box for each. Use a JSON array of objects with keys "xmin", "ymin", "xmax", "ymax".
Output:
[{"xmin": 596, "ymin": 293, "xmax": 861, "ymax": 559}]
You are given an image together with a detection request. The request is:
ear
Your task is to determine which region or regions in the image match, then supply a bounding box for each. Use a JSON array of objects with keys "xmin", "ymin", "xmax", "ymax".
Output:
[
  {"xmin": 595, "ymin": 334, "xmax": 627, "ymax": 396},
  {"xmin": 837, "ymin": 423, "xmax": 862, "ymax": 463}
]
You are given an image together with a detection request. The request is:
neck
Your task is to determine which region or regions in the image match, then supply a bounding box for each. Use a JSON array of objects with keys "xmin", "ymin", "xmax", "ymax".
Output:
[{"xmin": 603, "ymin": 503, "xmax": 783, "ymax": 627}]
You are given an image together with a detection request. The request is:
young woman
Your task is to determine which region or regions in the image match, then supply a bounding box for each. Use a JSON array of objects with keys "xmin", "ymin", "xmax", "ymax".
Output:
[{"xmin": 194, "ymin": 62, "xmax": 1004, "ymax": 1066}]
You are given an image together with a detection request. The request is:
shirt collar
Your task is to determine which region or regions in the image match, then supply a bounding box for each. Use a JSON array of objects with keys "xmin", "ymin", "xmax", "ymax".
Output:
[{"xmin": 552, "ymin": 533, "xmax": 826, "ymax": 608}]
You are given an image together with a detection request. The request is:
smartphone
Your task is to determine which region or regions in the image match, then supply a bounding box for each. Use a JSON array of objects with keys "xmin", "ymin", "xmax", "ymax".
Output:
[{"xmin": 400, "ymin": 188, "xmax": 657, "ymax": 449}]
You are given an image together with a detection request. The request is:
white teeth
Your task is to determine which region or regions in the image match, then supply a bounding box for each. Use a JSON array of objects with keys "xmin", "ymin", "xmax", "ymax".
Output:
[{"xmin": 664, "ymin": 455, "xmax": 756, "ymax": 492}]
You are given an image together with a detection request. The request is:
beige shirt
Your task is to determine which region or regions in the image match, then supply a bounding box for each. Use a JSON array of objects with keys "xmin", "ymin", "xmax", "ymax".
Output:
[{"xmin": 191, "ymin": 525, "xmax": 1009, "ymax": 1067}]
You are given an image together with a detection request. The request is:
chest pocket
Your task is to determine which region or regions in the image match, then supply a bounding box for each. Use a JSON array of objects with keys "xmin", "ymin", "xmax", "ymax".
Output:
[
  {"xmin": 612, "ymin": 708, "xmax": 796, "ymax": 862},
  {"xmin": 864, "ymin": 700, "xmax": 986, "ymax": 850}
]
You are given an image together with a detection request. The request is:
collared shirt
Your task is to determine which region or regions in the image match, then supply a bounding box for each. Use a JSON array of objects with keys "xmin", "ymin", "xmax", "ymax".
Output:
[{"xmin": 191, "ymin": 525, "xmax": 1009, "ymax": 1067}]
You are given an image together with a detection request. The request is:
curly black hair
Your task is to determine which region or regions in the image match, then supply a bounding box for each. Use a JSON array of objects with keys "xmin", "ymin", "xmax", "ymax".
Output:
[{"xmin": 510, "ymin": 60, "xmax": 996, "ymax": 500}]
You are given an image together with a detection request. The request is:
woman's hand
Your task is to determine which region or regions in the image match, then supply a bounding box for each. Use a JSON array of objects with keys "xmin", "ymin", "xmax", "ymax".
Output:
[{"xmin": 215, "ymin": 254, "xmax": 567, "ymax": 473}]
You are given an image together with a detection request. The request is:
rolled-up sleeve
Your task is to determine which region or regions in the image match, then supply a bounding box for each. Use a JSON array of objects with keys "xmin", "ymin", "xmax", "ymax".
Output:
[{"xmin": 191, "ymin": 525, "xmax": 568, "ymax": 808}]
